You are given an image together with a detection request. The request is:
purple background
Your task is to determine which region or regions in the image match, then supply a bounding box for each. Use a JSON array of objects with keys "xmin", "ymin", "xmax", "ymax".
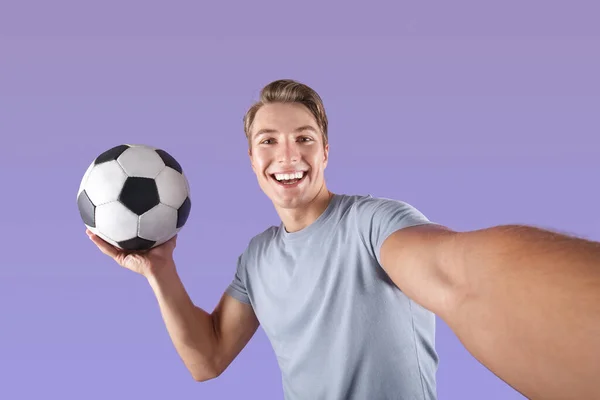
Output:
[{"xmin": 1, "ymin": 1, "xmax": 599, "ymax": 399}]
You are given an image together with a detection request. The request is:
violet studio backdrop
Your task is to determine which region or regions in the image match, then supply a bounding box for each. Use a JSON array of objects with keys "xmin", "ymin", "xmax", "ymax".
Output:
[{"xmin": 1, "ymin": 2, "xmax": 599, "ymax": 399}]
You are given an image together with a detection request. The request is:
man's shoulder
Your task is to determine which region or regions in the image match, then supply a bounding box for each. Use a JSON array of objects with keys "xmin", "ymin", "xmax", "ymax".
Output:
[
  {"xmin": 337, "ymin": 193, "xmax": 433, "ymax": 228},
  {"xmin": 335, "ymin": 193, "xmax": 416, "ymax": 214},
  {"xmin": 241, "ymin": 225, "xmax": 280, "ymax": 257},
  {"xmin": 251, "ymin": 224, "xmax": 279, "ymax": 243}
]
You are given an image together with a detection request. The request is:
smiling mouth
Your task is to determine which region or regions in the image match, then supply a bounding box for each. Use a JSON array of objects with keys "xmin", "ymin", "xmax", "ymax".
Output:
[{"xmin": 270, "ymin": 171, "xmax": 307, "ymax": 186}]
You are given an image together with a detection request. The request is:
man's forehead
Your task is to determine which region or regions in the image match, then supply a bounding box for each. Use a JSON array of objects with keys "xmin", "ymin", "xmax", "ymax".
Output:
[
  {"xmin": 255, "ymin": 103, "xmax": 312, "ymax": 121},
  {"xmin": 251, "ymin": 105, "xmax": 319, "ymax": 137}
]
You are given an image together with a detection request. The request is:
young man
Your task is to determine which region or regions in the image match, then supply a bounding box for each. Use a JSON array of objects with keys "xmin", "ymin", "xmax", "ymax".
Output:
[{"xmin": 88, "ymin": 79, "xmax": 600, "ymax": 400}]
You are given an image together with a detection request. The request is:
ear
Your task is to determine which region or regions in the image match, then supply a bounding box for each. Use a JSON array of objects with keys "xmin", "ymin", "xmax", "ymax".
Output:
[
  {"xmin": 323, "ymin": 143, "xmax": 329, "ymax": 169},
  {"xmin": 248, "ymin": 147, "xmax": 256, "ymax": 173}
]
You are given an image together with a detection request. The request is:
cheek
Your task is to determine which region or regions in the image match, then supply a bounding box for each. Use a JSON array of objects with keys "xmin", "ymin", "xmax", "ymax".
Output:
[
  {"xmin": 252, "ymin": 154, "xmax": 271, "ymax": 174},
  {"xmin": 308, "ymin": 150, "xmax": 326, "ymax": 168}
]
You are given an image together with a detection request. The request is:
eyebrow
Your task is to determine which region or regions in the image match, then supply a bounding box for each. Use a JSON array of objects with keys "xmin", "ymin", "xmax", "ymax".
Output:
[{"xmin": 254, "ymin": 125, "xmax": 318, "ymax": 138}]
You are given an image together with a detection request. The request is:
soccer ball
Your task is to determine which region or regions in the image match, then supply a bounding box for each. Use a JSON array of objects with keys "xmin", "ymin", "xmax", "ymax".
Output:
[{"xmin": 77, "ymin": 144, "xmax": 192, "ymax": 251}]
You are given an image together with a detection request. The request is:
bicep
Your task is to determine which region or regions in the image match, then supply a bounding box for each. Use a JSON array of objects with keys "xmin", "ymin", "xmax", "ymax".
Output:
[
  {"xmin": 380, "ymin": 224, "xmax": 461, "ymax": 318},
  {"xmin": 210, "ymin": 292, "xmax": 260, "ymax": 375}
]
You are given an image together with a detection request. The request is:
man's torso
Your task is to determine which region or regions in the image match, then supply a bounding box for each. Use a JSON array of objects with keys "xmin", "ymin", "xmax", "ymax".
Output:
[{"xmin": 226, "ymin": 194, "xmax": 439, "ymax": 400}]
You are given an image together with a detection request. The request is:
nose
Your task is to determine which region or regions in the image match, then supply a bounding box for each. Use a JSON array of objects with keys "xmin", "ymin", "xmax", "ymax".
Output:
[{"xmin": 277, "ymin": 140, "xmax": 300, "ymax": 164}]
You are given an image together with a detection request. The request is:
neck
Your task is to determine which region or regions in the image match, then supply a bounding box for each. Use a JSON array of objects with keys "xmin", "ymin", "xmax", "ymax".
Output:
[{"xmin": 276, "ymin": 185, "xmax": 334, "ymax": 233}]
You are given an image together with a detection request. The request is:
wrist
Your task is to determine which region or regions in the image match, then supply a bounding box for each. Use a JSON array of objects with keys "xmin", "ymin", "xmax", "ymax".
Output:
[{"xmin": 145, "ymin": 261, "xmax": 179, "ymax": 286}]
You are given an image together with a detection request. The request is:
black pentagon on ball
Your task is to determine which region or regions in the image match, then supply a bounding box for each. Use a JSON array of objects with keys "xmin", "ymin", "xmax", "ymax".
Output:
[
  {"xmin": 94, "ymin": 144, "xmax": 130, "ymax": 165},
  {"xmin": 155, "ymin": 149, "xmax": 183, "ymax": 174},
  {"xmin": 119, "ymin": 177, "xmax": 160, "ymax": 215},
  {"xmin": 177, "ymin": 197, "xmax": 191, "ymax": 228},
  {"xmin": 118, "ymin": 237, "xmax": 156, "ymax": 251},
  {"xmin": 77, "ymin": 190, "xmax": 96, "ymax": 227}
]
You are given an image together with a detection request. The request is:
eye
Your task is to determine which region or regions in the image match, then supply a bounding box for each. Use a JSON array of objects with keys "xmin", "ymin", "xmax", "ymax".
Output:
[
  {"xmin": 298, "ymin": 136, "xmax": 313, "ymax": 142},
  {"xmin": 260, "ymin": 138, "xmax": 275, "ymax": 145}
]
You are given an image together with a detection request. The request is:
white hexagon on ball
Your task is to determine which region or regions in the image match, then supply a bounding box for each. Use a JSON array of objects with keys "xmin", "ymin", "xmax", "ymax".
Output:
[
  {"xmin": 139, "ymin": 204, "xmax": 178, "ymax": 245},
  {"xmin": 95, "ymin": 201, "xmax": 140, "ymax": 243},
  {"xmin": 117, "ymin": 145, "xmax": 166, "ymax": 178},
  {"xmin": 85, "ymin": 160, "xmax": 128, "ymax": 206},
  {"xmin": 155, "ymin": 167, "xmax": 189, "ymax": 208}
]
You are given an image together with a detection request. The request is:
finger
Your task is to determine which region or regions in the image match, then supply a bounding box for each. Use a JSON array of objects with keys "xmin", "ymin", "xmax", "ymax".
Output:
[{"xmin": 88, "ymin": 232, "xmax": 120, "ymax": 259}]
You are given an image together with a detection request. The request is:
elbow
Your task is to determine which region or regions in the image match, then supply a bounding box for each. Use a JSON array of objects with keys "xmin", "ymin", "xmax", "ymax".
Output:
[
  {"xmin": 191, "ymin": 366, "xmax": 221, "ymax": 382},
  {"xmin": 188, "ymin": 359, "xmax": 223, "ymax": 382},
  {"xmin": 192, "ymin": 372, "xmax": 219, "ymax": 382}
]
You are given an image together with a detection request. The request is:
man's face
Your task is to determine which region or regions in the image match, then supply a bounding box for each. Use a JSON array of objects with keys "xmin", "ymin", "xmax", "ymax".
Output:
[{"xmin": 248, "ymin": 102, "xmax": 329, "ymax": 210}]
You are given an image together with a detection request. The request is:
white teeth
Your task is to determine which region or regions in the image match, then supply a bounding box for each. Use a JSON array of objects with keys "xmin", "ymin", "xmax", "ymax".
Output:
[{"xmin": 274, "ymin": 171, "xmax": 305, "ymax": 181}]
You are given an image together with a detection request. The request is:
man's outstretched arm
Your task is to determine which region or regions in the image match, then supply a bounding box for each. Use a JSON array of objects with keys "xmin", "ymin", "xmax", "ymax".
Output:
[{"xmin": 380, "ymin": 224, "xmax": 600, "ymax": 400}]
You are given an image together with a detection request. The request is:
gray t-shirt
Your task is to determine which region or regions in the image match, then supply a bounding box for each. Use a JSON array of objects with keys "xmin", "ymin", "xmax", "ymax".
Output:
[{"xmin": 226, "ymin": 194, "xmax": 439, "ymax": 400}]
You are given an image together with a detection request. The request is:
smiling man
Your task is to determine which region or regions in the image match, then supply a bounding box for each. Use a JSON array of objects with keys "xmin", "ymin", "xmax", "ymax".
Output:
[
  {"xmin": 229, "ymin": 92, "xmax": 441, "ymax": 399},
  {"xmin": 89, "ymin": 79, "xmax": 600, "ymax": 400}
]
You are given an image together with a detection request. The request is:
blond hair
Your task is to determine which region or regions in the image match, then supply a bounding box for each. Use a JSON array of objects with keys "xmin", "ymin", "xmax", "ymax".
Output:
[{"xmin": 243, "ymin": 79, "xmax": 328, "ymax": 146}]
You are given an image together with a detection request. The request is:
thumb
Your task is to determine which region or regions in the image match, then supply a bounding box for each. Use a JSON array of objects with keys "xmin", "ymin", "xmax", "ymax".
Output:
[{"xmin": 119, "ymin": 252, "xmax": 146, "ymax": 270}]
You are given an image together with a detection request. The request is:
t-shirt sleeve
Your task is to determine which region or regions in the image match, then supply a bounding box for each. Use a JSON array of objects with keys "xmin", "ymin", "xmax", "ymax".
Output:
[
  {"xmin": 355, "ymin": 196, "xmax": 436, "ymax": 266},
  {"xmin": 225, "ymin": 253, "xmax": 252, "ymax": 304}
]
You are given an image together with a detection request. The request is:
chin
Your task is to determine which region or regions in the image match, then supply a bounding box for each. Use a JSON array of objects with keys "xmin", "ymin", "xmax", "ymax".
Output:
[{"xmin": 269, "ymin": 193, "xmax": 305, "ymax": 209}]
